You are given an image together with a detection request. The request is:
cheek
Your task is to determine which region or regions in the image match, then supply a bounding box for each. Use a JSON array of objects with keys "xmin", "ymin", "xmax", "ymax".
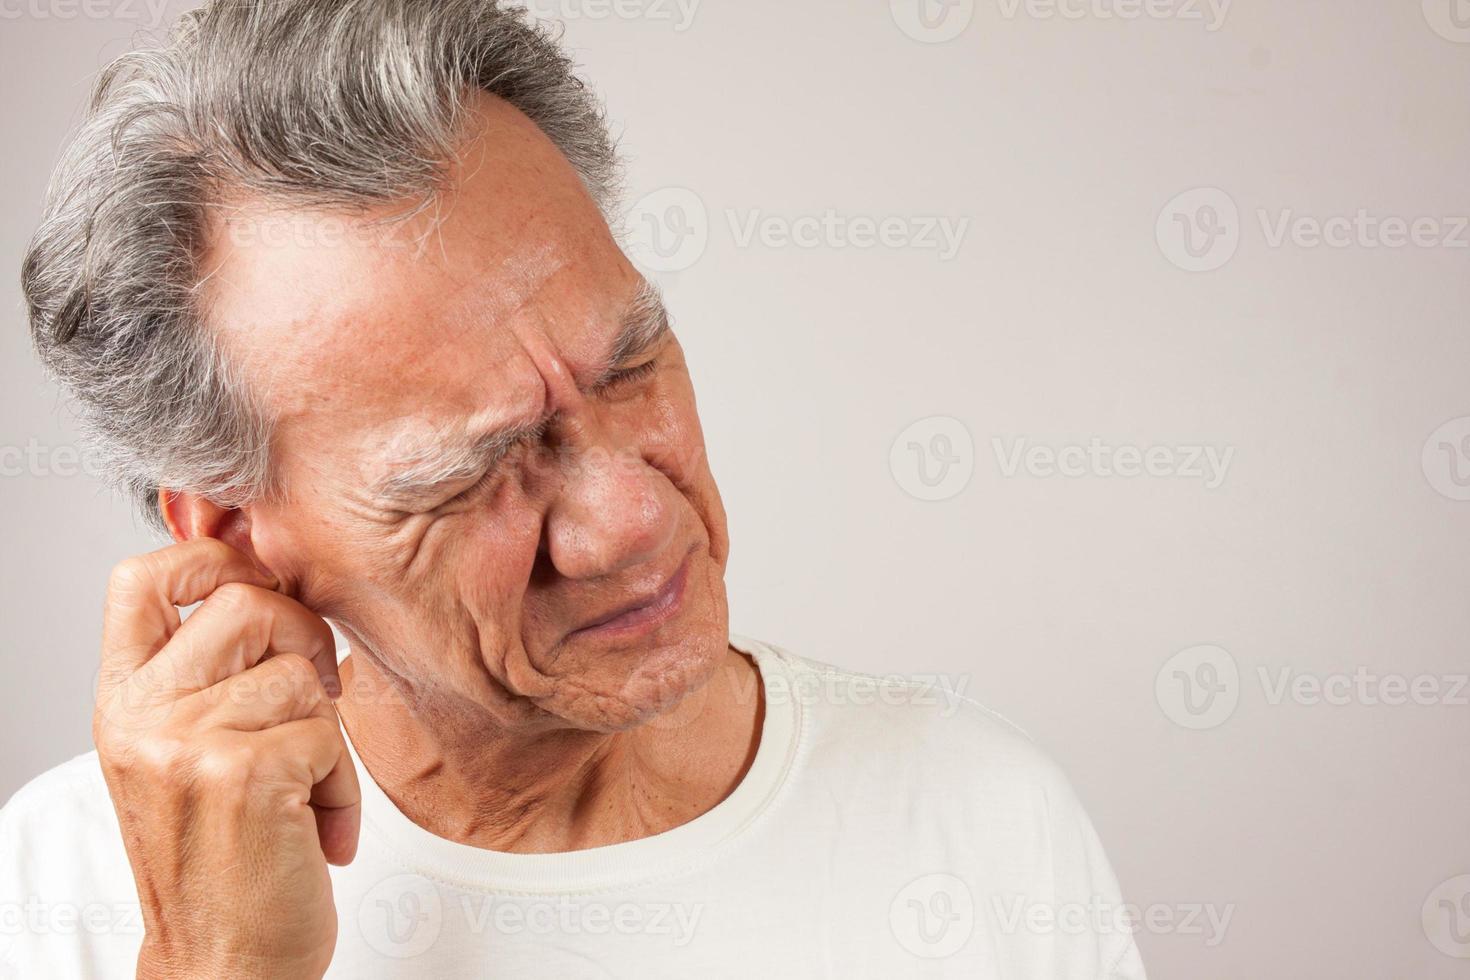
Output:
[
  {"xmin": 636, "ymin": 376, "xmax": 712, "ymax": 490},
  {"xmin": 455, "ymin": 495, "xmax": 546, "ymax": 615},
  {"xmin": 636, "ymin": 375, "xmax": 730, "ymax": 566}
]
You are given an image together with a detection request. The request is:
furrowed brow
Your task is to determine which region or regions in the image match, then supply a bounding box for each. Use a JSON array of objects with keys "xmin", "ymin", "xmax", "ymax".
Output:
[
  {"xmin": 374, "ymin": 417, "xmax": 548, "ymax": 504},
  {"xmin": 371, "ymin": 283, "xmax": 668, "ymax": 505},
  {"xmin": 591, "ymin": 279, "xmax": 670, "ymax": 387}
]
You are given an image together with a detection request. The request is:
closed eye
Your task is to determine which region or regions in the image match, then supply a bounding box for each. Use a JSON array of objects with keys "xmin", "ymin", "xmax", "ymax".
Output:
[
  {"xmin": 437, "ymin": 421, "xmax": 547, "ymax": 508},
  {"xmin": 595, "ymin": 358, "xmax": 658, "ymax": 393}
]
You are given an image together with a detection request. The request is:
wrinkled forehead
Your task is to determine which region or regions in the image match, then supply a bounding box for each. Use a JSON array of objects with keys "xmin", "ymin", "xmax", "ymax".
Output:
[{"xmin": 196, "ymin": 93, "xmax": 635, "ymax": 460}]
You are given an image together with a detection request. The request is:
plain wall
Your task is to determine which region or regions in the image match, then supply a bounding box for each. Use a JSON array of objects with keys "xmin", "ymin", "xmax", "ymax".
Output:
[{"xmin": 3, "ymin": 2, "xmax": 1468, "ymax": 977}]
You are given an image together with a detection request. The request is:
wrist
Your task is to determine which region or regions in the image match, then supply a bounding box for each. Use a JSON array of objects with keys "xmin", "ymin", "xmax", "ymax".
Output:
[{"xmin": 137, "ymin": 940, "xmax": 327, "ymax": 980}]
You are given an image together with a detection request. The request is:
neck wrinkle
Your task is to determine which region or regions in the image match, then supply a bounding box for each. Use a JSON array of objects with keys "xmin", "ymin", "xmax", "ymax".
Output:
[{"xmin": 336, "ymin": 646, "xmax": 762, "ymax": 854}]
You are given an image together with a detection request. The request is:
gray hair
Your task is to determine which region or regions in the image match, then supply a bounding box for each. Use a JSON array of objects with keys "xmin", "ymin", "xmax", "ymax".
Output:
[{"xmin": 20, "ymin": 0, "xmax": 621, "ymax": 534}]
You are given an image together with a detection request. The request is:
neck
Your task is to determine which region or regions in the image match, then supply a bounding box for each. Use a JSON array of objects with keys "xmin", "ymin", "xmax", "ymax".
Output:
[{"xmin": 335, "ymin": 647, "xmax": 764, "ymax": 853}]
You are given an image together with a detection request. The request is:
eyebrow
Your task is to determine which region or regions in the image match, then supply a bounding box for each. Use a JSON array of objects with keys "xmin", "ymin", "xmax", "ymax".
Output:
[
  {"xmin": 588, "ymin": 277, "xmax": 670, "ymax": 388},
  {"xmin": 371, "ymin": 280, "xmax": 671, "ymax": 505}
]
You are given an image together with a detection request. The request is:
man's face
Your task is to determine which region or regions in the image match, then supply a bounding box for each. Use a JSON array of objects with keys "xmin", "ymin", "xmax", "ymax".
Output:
[{"xmin": 200, "ymin": 94, "xmax": 730, "ymax": 735}]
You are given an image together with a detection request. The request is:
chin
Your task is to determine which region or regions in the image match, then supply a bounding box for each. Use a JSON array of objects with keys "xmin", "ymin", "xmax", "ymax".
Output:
[{"xmin": 545, "ymin": 591, "xmax": 730, "ymax": 733}]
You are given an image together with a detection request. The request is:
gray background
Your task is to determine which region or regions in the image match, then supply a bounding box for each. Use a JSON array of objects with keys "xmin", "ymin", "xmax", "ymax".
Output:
[{"xmin": 3, "ymin": 1, "xmax": 1468, "ymax": 977}]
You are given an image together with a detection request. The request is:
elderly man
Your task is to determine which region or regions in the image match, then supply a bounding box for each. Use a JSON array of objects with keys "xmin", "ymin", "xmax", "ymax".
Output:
[{"xmin": 2, "ymin": 2, "xmax": 1145, "ymax": 977}]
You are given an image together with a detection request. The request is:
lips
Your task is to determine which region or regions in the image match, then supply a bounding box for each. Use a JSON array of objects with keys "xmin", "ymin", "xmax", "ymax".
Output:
[{"xmin": 568, "ymin": 548, "xmax": 694, "ymax": 640}]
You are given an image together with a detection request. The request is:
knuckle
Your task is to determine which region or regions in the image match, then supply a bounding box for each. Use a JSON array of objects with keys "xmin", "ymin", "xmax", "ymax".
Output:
[
  {"xmin": 207, "ymin": 580, "xmax": 264, "ymax": 616},
  {"xmin": 129, "ymin": 733, "xmax": 189, "ymax": 777},
  {"xmin": 193, "ymin": 741, "xmax": 258, "ymax": 792},
  {"xmin": 92, "ymin": 713, "xmax": 123, "ymax": 757},
  {"xmin": 272, "ymin": 654, "xmax": 324, "ymax": 693},
  {"xmin": 105, "ymin": 556, "xmax": 153, "ymax": 599}
]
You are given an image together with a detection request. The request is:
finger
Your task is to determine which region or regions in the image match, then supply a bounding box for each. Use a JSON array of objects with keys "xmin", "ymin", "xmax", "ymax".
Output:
[
  {"xmin": 257, "ymin": 716, "xmax": 362, "ymax": 866},
  {"xmin": 100, "ymin": 539, "xmax": 277, "ymax": 703},
  {"xmin": 188, "ymin": 653, "xmax": 334, "ymax": 731},
  {"xmin": 140, "ymin": 583, "xmax": 338, "ymax": 699}
]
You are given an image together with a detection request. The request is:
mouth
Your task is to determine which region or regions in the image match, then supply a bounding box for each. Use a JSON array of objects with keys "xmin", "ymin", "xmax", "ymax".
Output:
[{"xmin": 568, "ymin": 547, "xmax": 694, "ymax": 641}]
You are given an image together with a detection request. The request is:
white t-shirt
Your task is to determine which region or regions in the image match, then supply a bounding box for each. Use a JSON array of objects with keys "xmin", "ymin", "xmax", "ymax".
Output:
[{"xmin": 1, "ymin": 635, "xmax": 1146, "ymax": 978}]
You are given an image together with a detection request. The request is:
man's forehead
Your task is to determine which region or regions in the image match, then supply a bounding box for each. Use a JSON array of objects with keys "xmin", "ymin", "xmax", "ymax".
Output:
[{"xmin": 199, "ymin": 89, "xmax": 629, "ymax": 416}]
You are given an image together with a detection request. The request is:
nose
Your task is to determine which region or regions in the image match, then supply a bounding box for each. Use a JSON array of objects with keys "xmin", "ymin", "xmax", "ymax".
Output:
[
  {"xmin": 542, "ymin": 439, "xmax": 678, "ymax": 581},
  {"xmin": 531, "ymin": 351, "xmax": 679, "ymax": 580}
]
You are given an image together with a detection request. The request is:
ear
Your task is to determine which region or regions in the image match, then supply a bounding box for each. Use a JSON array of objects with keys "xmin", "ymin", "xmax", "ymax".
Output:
[{"xmin": 159, "ymin": 489, "xmax": 269, "ymax": 575}]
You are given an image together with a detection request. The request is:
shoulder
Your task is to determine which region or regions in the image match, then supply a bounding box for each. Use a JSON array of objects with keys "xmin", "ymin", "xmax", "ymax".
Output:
[
  {"xmin": 1, "ymin": 752, "xmax": 141, "ymax": 976},
  {"xmin": 741, "ymin": 636, "xmax": 1146, "ymax": 978},
  {"xmin": 748, "ymin": 635, "xmax": 1072, "ymax": 799},
  {"xmin": 1, "ymin": 750, "xmax": 118, "ymax": 850}
]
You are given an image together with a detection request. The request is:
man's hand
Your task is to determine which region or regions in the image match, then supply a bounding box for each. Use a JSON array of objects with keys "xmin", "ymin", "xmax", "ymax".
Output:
[{"xmin": 94, "ymin": 539, "xmax": 360, "ymax": 980}]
